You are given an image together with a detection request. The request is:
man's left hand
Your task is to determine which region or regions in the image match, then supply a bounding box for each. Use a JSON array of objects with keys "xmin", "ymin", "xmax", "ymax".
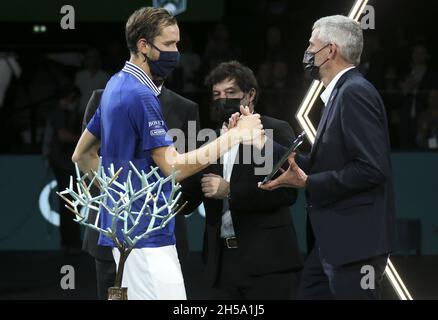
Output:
[
  {"xmin": 201, "ymin": 173, "xmax": 230, "ymax": 199},
  {"xmin": 258, "ymin": 152, "xmax": 308, "ymax": 190}
]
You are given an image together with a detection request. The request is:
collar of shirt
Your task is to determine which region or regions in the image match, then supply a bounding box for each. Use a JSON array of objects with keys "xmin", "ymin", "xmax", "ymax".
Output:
[
  {"xmin": 122, "ymin": 61, "xmax": 161, "ymax": 96},
  {"xmin": 320, "ymin": 66, "xmax": 355, "ymax": 106}
]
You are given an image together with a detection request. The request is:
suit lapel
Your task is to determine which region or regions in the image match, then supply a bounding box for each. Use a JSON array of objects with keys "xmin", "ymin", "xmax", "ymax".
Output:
[
  {"xmin": 205, "ymin": 129, "xmax": 224, "ymax": 176},
  {"xmin": 159, "ymin": 87, "xmax": 184, "ymax": 130},
  {"xmin": 210, "ymin": 161, "xmax": 223, "ymax": 176},
  {"xmin": 230, "ymin": 144, "xmax": 244, "ymax": 183},
  {"xmin": 309, "ymin": 69, "xmax": 357, "ymax": 159},
  {"xmin": 312, "ymin": 88, "xmax": 338, "ymax": 149}
]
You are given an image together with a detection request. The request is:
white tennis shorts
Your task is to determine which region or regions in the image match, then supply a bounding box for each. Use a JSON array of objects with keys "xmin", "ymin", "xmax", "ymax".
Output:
[{"xmin": 112, "ymin": 245, "xmax": 187, "ymax": 300}]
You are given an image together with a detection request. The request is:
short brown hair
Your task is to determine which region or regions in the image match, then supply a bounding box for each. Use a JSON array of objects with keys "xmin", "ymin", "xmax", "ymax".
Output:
[{"xmin": 125, "ymin": 7, "xmax": 177, "ymax": 54}]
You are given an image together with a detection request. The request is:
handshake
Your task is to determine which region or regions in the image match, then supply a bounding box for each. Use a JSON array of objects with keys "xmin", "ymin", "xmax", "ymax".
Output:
[{"xmin": 225, "ymin": 105, "xmax": 266, "ymax": 149}]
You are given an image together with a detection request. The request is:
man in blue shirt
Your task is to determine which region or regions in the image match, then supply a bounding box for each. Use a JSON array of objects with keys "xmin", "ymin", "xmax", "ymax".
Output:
[{"xmin": 72, "ymin": 7, "xmax": 263, "ymax": 300}]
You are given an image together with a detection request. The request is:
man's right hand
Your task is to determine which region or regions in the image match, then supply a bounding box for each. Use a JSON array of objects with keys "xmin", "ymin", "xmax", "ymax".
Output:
[
  {"xmin": 234, "ymin": 105, "xmax": 265, "ymax": 145},
  {"xmin": 227, "ymin": 105, "xmax": 251, "ymax": 130}
]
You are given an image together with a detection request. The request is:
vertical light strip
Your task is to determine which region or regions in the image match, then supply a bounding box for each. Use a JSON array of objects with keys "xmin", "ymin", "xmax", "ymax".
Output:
[
  {"xmin": 296, "ymin": 80, "xmax": 320, "ymax": 143},
  {"xmin": 385, "ymin": 265, "xmax": 407, "ymax": 300},
  {"xmin": 295, "ymin": 0, "xmax": 413, "ymax": 300},
  {"xmin": 388, "ymin": 259, "xmax": 414, "ymax": 300},
  {"xmin": 296, "ymin": 81, "xmax": 322, "ymax": 143},
  {"xmin": 304, "ymin": 82, "xmax": 324, "ymax": 137}
]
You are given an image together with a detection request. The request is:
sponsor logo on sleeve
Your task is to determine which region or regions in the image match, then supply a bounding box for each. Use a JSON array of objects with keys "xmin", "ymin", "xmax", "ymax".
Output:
[
  {"xmin": 148, "ymin": 120, "xmax": 166, "ymax": 136},
  {"xmin": 150, "ymin": 128, "xmax": 166, "ymax": 136},
  {"xmin": 148, "ymin": 120, "xmax": 165, "ymax": 127}
]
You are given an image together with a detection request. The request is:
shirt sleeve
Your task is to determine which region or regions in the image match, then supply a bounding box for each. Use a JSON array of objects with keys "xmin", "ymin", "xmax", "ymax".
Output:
[
  {"xmin": 86, "ymin": 104, "xmax": 101, "ymax": 139},
  {"xmin": 129, "ymin": 89, "xmax": 173, "ymax": 151}
]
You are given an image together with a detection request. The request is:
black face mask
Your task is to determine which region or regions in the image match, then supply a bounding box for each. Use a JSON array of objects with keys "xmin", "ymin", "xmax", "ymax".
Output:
[
  {"xmin": 211, "ymin": 98, "xmax": 243, "ymax": 128},
  {"xmin": 143, "ymin": 42, "xmax": 180, "ymax": 79},
  {"xmin": 303, "ymin": 43, "xmax": 331, "ymax": 80}
]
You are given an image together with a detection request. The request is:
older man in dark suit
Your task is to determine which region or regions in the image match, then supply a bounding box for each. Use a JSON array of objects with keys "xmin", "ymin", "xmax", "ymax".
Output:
[{"xmin": 260, "ymin": 15, "xmax": 395, "ymax": 300}]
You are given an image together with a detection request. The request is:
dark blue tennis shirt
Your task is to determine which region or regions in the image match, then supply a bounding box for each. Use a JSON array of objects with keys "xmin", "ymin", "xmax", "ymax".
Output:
[{"xmin": 87, "ymin": 61, "xmax": 175, "ymax": 248}]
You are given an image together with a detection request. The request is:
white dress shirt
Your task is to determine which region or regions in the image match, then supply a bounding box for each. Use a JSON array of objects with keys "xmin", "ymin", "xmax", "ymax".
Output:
[
  {"xmin": 220, "ymin": 127, "xmax": 239, "ymax": 238},
  {"xmin": 320, "ymin": 66, "xmax": 355, "ymax": 106}
]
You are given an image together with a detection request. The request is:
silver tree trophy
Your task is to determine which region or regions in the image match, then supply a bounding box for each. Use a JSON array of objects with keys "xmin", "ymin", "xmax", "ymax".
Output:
[{"xmin": 57, "ymin": 158, "xmax": 186, "ymax": 300}]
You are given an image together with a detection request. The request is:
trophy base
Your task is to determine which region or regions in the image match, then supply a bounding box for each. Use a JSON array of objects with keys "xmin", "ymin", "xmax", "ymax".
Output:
[{"xmin": 107, "ymin": 287, "xmax": 128, "ymax": 300}]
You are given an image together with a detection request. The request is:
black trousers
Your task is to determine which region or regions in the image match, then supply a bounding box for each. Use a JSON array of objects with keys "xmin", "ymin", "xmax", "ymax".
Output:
[
  {"xmin": 298, "ymin": 246, "xmax": 388, "ymax": 300},
  {"xmin": 95, "ymin": 258, "xmax": 117, "ymax": 300},
  {"xmin": 211, "ymin": 245, "xmax": 300, "ymax": 300}
]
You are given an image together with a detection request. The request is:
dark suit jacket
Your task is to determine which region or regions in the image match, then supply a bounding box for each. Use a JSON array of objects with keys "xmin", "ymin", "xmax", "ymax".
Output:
[
  {"xmin": 181, "ymin": 115, "xmax": 304, "ymax": 286},
  {"xmin": 296, "ymin": 68, "xmax": 396, "ymax": 266},
  {"xmin": 81, "ymin": 87, "xmax": 200, "ymax": 260}
]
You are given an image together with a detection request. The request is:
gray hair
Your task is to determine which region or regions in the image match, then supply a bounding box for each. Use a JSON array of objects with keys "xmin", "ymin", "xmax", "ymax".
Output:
[{"xmin": 313, "ymin": 15, "xmax": 363, "ymax": 66}]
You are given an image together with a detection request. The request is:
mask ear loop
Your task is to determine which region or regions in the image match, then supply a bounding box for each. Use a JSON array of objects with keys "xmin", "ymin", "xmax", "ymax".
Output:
[
  {"xmin": 148, "ymin": 41, "xmax": 163, "ymax": 54},
  {"xmin": 139, "ymin": 39, "xmax": 160, "ymax": 62},
  {"xmin": 138, "ymin": 39, "xmax": 150, "ymax": 63},
  {"xmin": 315, "ymin": 42, "xmax": 332, "ymax": 55},
  {"xmin": 316, "ymin": 43, "xmax": 333, "ymax": 68}
]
